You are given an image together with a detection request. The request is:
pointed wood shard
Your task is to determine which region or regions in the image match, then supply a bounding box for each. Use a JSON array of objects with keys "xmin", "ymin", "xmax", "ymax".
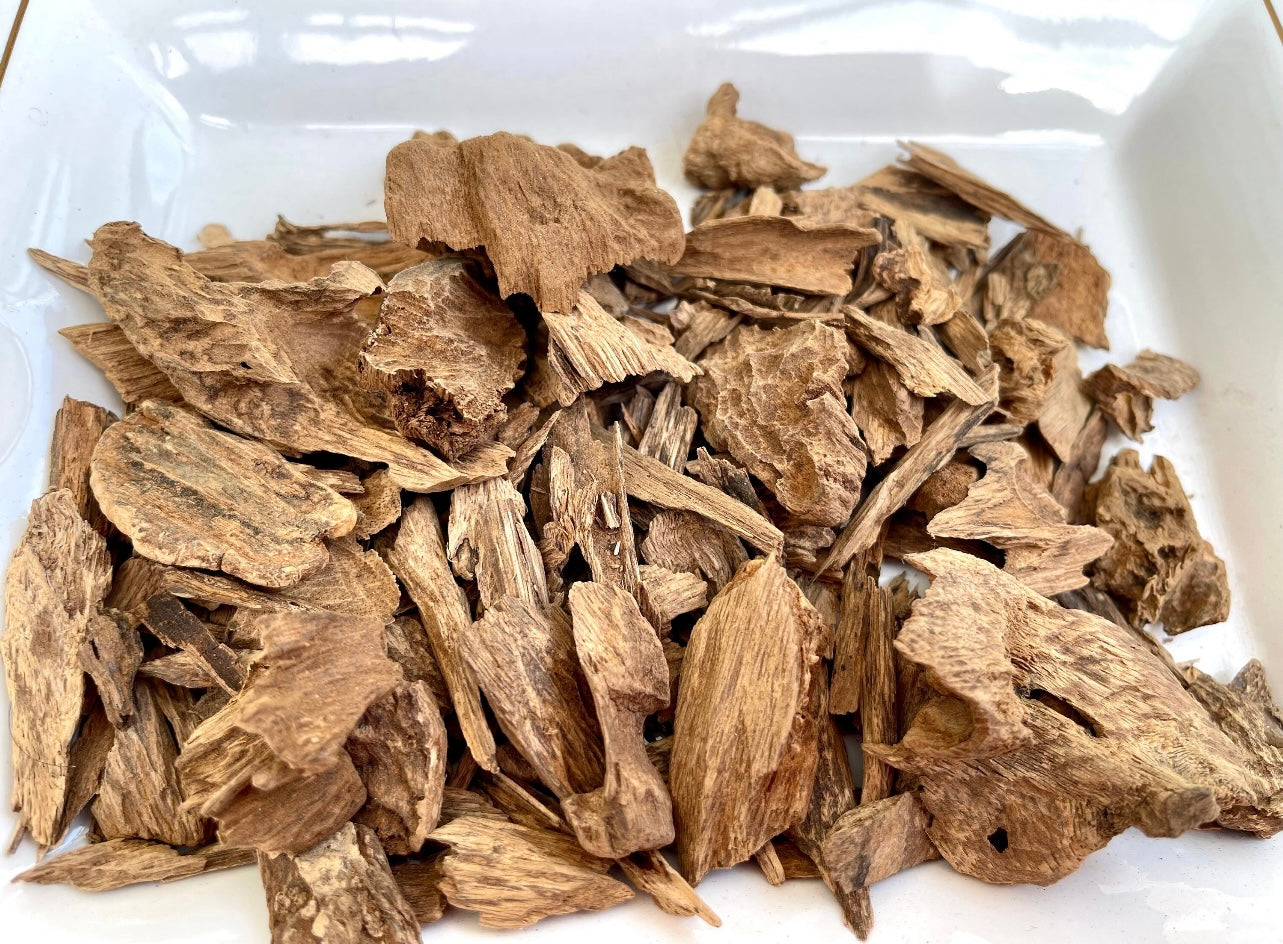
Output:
[
  {"xmin": 844, "ymin": 308, "xmax": 989, "ymax": 406},
  {"xmin": 91, "ymin": 401, "xmax": 357, "ymax": 588},
  {"xmin": 386, "ymin": 132, "xmax": 684, "ymax": 313},
  {"xmin": 48, "ymin": 396, "xmax": 117, "ymax": 536},
  {"xmin": 17, "ymin": 839, "xmax": 253, "ymax": 892},
  {"xmin": 2, "ymin": 489, "xmax": 112, "ymax": 847},
  {"xmin": 259, "ymin": 822, "xmax": 421, "ymax": 944},
  {"xmin": 683, "ymin": 83, "xmax": 826, "ymax": 190},
  {"xmin": 58, "ymin": 322, "xmax": 182, "ymax": 404},
  {"xmin": 671, "ymin": 556, "xmax": 826, "ymax": 884},
  {"xmin": 564, "ymin": 582, "xmax": 674, "ymax": 857}
]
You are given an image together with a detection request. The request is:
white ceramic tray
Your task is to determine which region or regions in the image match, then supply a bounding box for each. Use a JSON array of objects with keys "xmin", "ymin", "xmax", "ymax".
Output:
[{"xmin": 1, "ymin": 1, "xmax": 1281, "ymax": 942}]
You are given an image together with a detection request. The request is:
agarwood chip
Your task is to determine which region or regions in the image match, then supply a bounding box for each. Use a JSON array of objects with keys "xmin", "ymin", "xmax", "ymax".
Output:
[
  {"xmin": 563, "ymin": 582, "xmax": 674, "ymax": 858},
  {"xmin": 899, "ymin": 141, "xmax": 1063, "ymax": 235},
  {"xmin": 691, "ymin": 321, "xmax": 867, "ymax": 527},
  {"xmin": 386, "ymin": 132, "xmax": 684, "ymax": 313},
  {"xmin": 259, "ymin": 822, "xmax": 420, "ymax": 944},
  {"xmin": 1085, "ymin": 450, "xmax": 1229, "ymax": 633},
  {"xmin": 845, "ymin": 308, "xmax": 990, "ymax": 406},
  {"xmin": 846, "ymin": 164, "xmax": 990, "ymax": 249},
  {"xmin": 460, "ymin": 597, "xmax": 602, "ymax": 799},
  {"xmin": 88, "ymin": 223, "xmax": 508, "ymax": 493},
  {"xmin": 540, "ymin": 291, "xmax": 698, "ymax": 406},
  {"xmin": 387, "ymin": 497, "xmax": 497, "ymax": 770},
  {"xmin": 670, "ymin": 555, "xmax": 826, "ymax": 884},
  {"xmin": 141, "ymin": 593, "xmax": 245, "ymax": 695},
  {"xmin": 1036, "ymin": 340, "xmax": 1093, "ymax": 462},
  {"xmin": 1085, "ymin": 350, "xmax": 1200, "ymax": 441},
  {"xmin": 674, "ymin": 216, "xmax": 879, "ymax": 296},
  {"xmin": 79, "ymin": 608, "xmax": 142, "ymax": 728},
  {"xmin": 448, "ymin": 475, "xmax": 549, "ymax": 612},
  {"xmin": 874, "ymin": 220, "xmax": 963, "ymax": 326},
  {"xmin": 90, "ymin": 401, "xmax": 357, "ymax": 588},
  {"xmin": 989, "ymin": 317, "xmax": 1068, "ymax": 425},
  {"xmin": 391, "ymin": 855, "xmax": 448, "ymax": 925},
  {"xmin": 637, "ymin": 382, "xmax": 699, "ymax": 470},
  {"xmin": 431, "ymin": 815, "xmax": 633, "ymax": 928},
  {"xmin": 359, "ymin": 258, "xmax": 527, "ymax": 458},
  {"xmin": 637, "ymin": 564, "xmax": 708, "ymax": 627},
  {"xmin": 347, "ymin": 679, "xmax": 448, "ymax": 855},
  {"xmin": 873, "ymin": 549, "xmax": 1272, "ymax": 884},
  {"xmin": 673, "ymin": 299, "xmax": 741, "ymax": 360},
  {"xmin": 641, "ymin": 510, "xmax": 746, "ymax": 594},
  {"xmin": 351, "ymin": 468, "xmax": 403, "ymax": 539},
  {"xmin": 928, "ymin": 441, "xmax": 1114, "ymax": 596},
  {"xmin": 58, "ymin": 322, "xmax": 183, "ymax": 404},
  {"xmin": 16, "ymin": 839, "xmax": 253, "ymax": 892},
  {"xmin": 2, "ymin": 489, "xmax": 112, "ymax": 847},
  {"xmin": 92, "ymin": 679, "xmax": 207, "ymax": 846},
  {"xmin": 617, "ymin": 849, "xmax": 722, "ymax": 926},
  {"xmin": 849, "ymin": 359, "xmax": 924, "ymax": 465},
  {"xmin": 984, "ymin": 229, "xmax": 1111, "ymax": 348},
  {"xmin": 48, "ymin": 396, "xmax": 117, "ymax": 537},
  {"xmin": 683, "ymin": 83, "xmax": 825, "ymax": 190}
]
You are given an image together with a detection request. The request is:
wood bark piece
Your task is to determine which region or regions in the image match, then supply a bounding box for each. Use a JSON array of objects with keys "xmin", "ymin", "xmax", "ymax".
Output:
[
  {"xmin": 683, "ymin": 83, "xmax": 825, "ymax": 190},
  {"xmin": 48, "ymin": 396, "xmax": 117, "ymax": 537},
  {"xmin": 1035, "ymin": 340, "xmax": 1093, "ymax": 462},
  {"xmin": 88, "ymin": 223, "xmax": 509, "ymax": 493},
  {"xmin": 16, "ymin": 839, "xmax": 253, "ymax": 892},
  {"xmin": 359, "ymin": 258, "xmax": 527, "ymax": 458},
  {"xmin": 821, "ymin": 367, "xmax": 997, "ymax": 574},
  {"xmin": 820, "ymin": 794, "xmax": 939, "ymax": 939},
  {"xmin": 873, "ymin": 549, "xmax": 1274, "ymax": 884},
  {"xmin": 616, "ymin": 440, "xmax": 784, "ymax": 554},
  {"xmin": 849, "ymin": 359, "xmax": 924, "ymax": 465},
  {"xmin": 461, "ymin": 597, "xmax": 603, "ymax": 798},
  {"xmin": 177, "ymin": 613, "xmax": 398, "ymax": 853},
  {"xmin": 563, "ymin": 582, "xmax": 674, "ymax": 857},
  {"xmin": 670, "ymin": 555, "xmax": 826, "ymax": 883},
  {"xmin": 1085, "ymin": 350, "xmax": 1200, "ymax": 440},
  {"xmin": 692, "ymin": 321, "xmax": 867, "ymax": 526},
  {"xmin": 448, "ymin": 475, "xmax": 549, "ymax": 611},
  {"xmin": 2, "ymin": 489, "xmax": 112, "ymax": 847},
  {"xmin": 90, "ymin": 401, "xmax": 357, "ymax": 588},
  {"xmin": 387, "ymin": 497, "xmax": 497, "ymax": 770},
  {"xmin": 386, "ymin": 131, "xmax": 684, "ymax": 313},
  {"xmin": 259, "ymin": 822, "xmax": 420, "ymax": 944},
  {"xmin": 141, "ymin": 592, "xmax": 245, "ymax": 695},
  {"xmin": 541, "ymin": 292, "xmax": 698, "ymax": 406},
  {"xmin": 1185, "ymin": 660, "xmax": 1283, "ymax": 837},
  {"xmin": 430, "ymin": 815, "xmax": 633, "ymax": 928},
  {"xmin": 92, "ymin": 679, "xmax": 206, "ymax": 846},
  {"xmin": 928, "ymin": 441, "xmax": 1114, "ymax": 596},
  {"xmin": 984, "ymin": 229, "xmax": 1111, "ymax": 348},
  {"xmin": 989, "ymin": 317, "xmax": 1068, "ymax": 425},
  {"xmin": 79, "ymin": 608, "xmax": 142, "ymax": 728},
  {"xmin": 1085, "ymin": 450, "xmax": 1230, "ymax": 633},
  {"xmin": 899, "ymin": 141, "xmax": 1062, "ymax": 235},
  {"xmin": 347, "ymin": 679, "xmax": 448, "ymax": 855},
  {"xmin": 845, "ymin": 308, "xmax": 989, "ymax": 406},
  {"xmin": 58, "ymin": 322, "xmax": 183, "ymax": 404},
  {"xmin": 675, "ymin": 216, "xmax": 879, "ymax": 296}
]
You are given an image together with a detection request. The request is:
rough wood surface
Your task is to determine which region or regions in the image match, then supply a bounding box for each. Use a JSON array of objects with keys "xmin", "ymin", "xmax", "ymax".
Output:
[
  {"xmin": 873, "ymin": 549, "xmax": 1272, "ymax": 884},
  {"xmin": 840, "ymin": 164, "xmax": 990, "ymax": 249},
  {"xmin": 675, "ymin": 216, "xmax": 879, "ymax": 296},
  {"xmin": 821, "ymin": 368, "xmax": 997, "ymax": 574},
  {"xmin": 989, "ymin": 317, "xmax": 1067, "ymax": 425},
  {"xmin": 637, "ymin": 382, "xmax": 699, "ymax": 470},
  {"xmin": 874, "ymin": 220, "xmax": 963, "ymax": 326},
  {"xmin": 670, "ymin": 556, "xmax": 826, "ymax": 883},
  {"xmin": 1035, "ymin": 340, "xmax": 1093, "ymax": 463},
  {"xmin": 461, "ymin": 597, "xmax": 603, "ymax": 798},
  {"xmin": 79, "ymin": 608, "xmax": 142, "ymax": 728},
  {"xmin": 347, "ymin": 678, "xmax": 448, "ymax": 855},
  {"xmin": 2, "ymin": 489, "xmax": 112, "ymax": 847},
  {"xmin": 387, "ymin": 497, "xmax": 497, "ymax": 770},
  {"xmin": 350, "ymin": 468, "xmax": 403, "ymax": 539},
  {"xmin": 88, "ymin": 223, "xmax": 508, "ymax": 493},
  {"xmin": 928, "ymin": 441, "xmax": 1114, "ymax": 596},
  {"xmin": 618, "ymin": 850, "xmax": 721, "ymax": 926},
  {"xmin": 58, "ymin": 322, "xmax": 182, "ymax": 404},
  {"xmin": 16, "ymin": 839, "xmax": 253, "ymax": 892},
  {"xmin": 448, "ymin": 475, "xmax": 549, "ymax": 611},
  {"xmin": 142, "ymin": 592, "xmax": 245, "ymax": 695},
  {"xmin": 845, "ymin": 308, "xmax": 989, "ymax": 406},
  {"xmin": 563, "ymin": 582, "xmax": 674, "ymax": 857},
  {"xmin": 984, "ymin": 230, "xmax": 1111, "ymax": 348},
  {"xmin": 1085, "ymin": 350, "xmax": 1200, "ymax": 441},
  {"xmin": 849, "ymin": 359, "xmax": 924, "ymax": 465},
  {"xmin": 386, "ymin": 132, "xmax": 684, "ymax": 313},
  {"xmin": 692, "ymin": 321, "xmax": 866, "ymax": 526},
  {"xmin": 391, "ymin": 856, "xmax": 448, "ymax": 925},
  {"xmin": 683, "ymin": 83, "xmax": 825, "ymax": 190},
  {"xmin": 360, "ymin": 257, "xmax": 526, "ymax": 457},
  {"xmin": 430, "ymin": 815, "xmax": 634, "ymax": 928},
  {"xmin": 48, "ymin": 396, "xmax": 117, "ymax": 536},
  {"xmin": 91, "ymin": 401, "xmax": 357, "ymax": 588},
  {"xmin": 900, "ymin": 141, "xmax": 1062, "ymax": 235},
  {"xmin": 1085, "ymin": 450, "xmax": 1229, "ymax": 633},
  {"xmin": 638, "ymin": 564, "xmax": 708, "ymax": 627},
  {"xmin": 641, "ymin": 510, "xmax": 746, "ymax": 594},
  {"xmin": 540, "ymin": 291, "xmax": 698, "ymax": 406},
  {"xmin": 259, "ymin": 822, "xmax": 421, "ymax": 944}
]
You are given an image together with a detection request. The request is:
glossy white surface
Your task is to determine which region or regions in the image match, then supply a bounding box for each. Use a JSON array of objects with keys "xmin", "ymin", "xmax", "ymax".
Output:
[{"xmin": 1, "ymin": 1, "xmax": 1281, "ymax": 942}]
